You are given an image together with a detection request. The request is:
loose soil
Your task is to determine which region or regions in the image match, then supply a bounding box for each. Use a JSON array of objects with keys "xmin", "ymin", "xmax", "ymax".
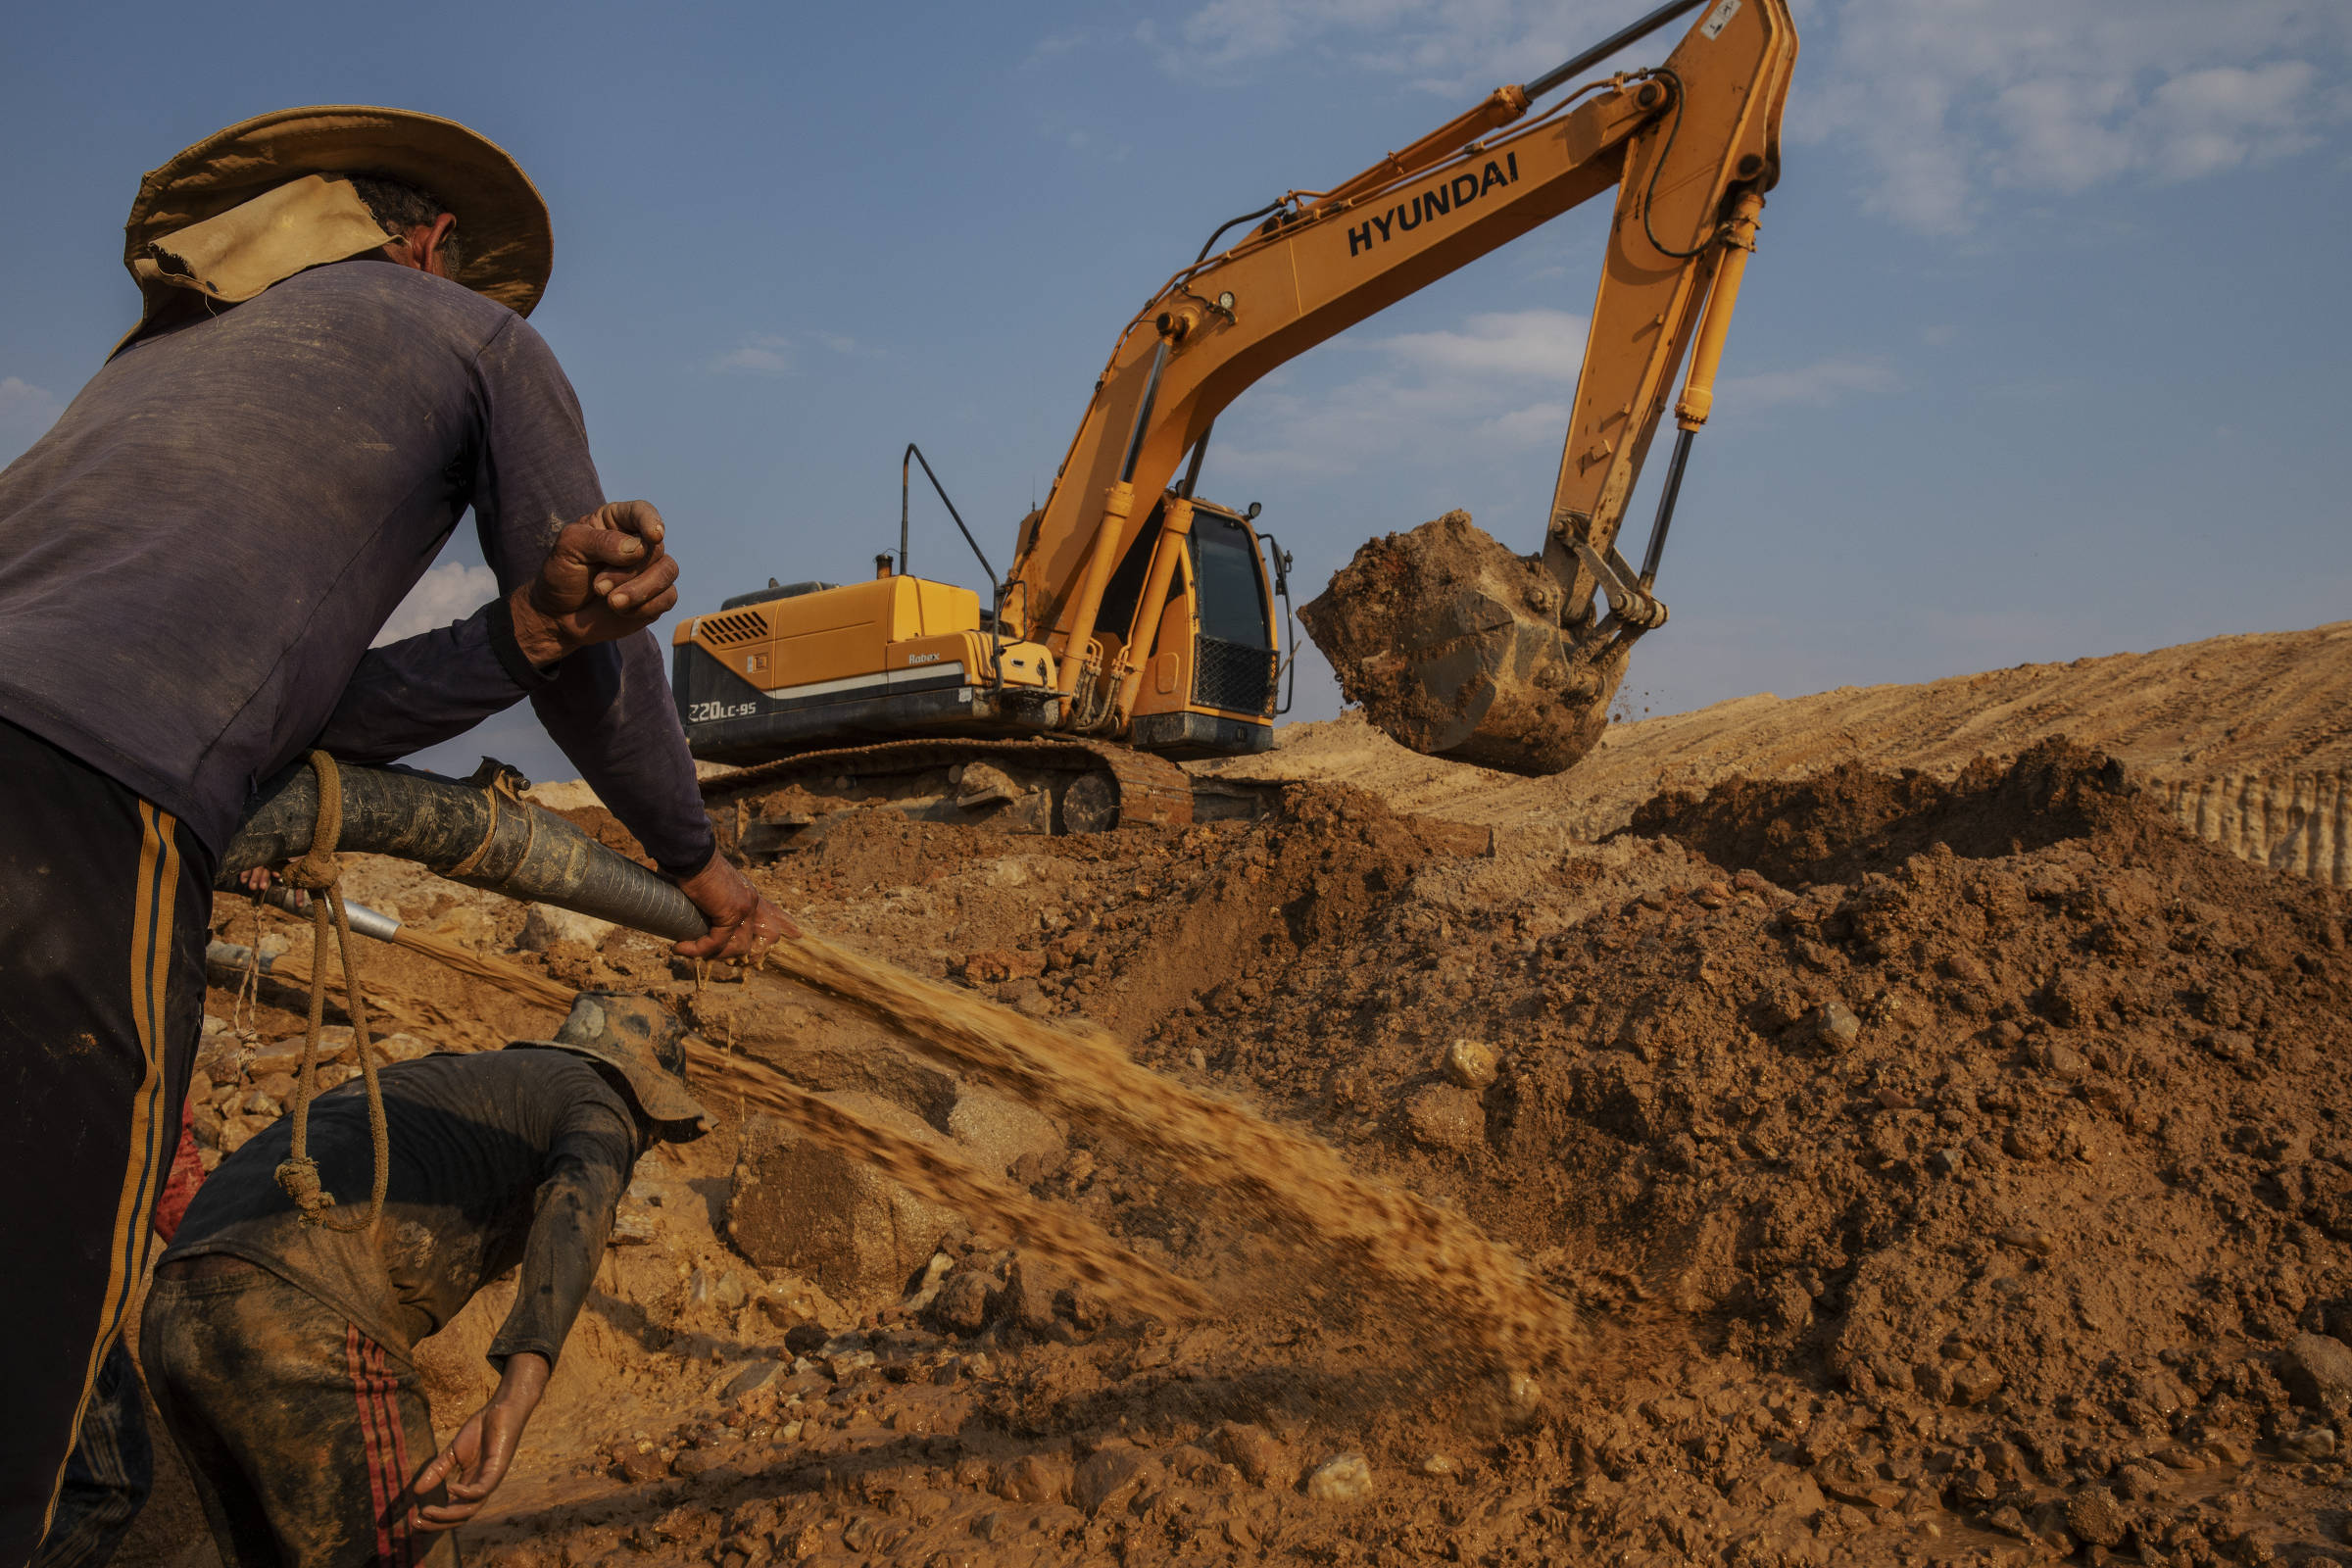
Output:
[{"xmin": 114, "ymin": 644, "xmax": 2352, "ymax": 1567}]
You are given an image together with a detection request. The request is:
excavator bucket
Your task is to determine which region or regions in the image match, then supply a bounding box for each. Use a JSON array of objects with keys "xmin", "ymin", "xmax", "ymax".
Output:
[{"xmin": 1300, "ymin": 511, "xmax": 1631, "ymax": 777}]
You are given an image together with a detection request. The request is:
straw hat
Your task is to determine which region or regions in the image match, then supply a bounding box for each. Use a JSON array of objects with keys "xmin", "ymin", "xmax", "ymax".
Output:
[
  {"xmin": 122, "ymin": 105, "xmax": 553, "ymax": 323},
  {"xmin": 509, "ymin": 992, "xmax": 712, "ymax": 1141}
]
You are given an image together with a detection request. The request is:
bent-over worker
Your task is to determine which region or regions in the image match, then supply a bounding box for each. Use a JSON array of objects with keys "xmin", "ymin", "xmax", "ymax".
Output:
[
  {"xmin": 143, "ymin": 994, "xmax": 709, "ymax": 1567},
  {"xmin": 0, "ymin": 107, "xmax": 790, "ymax": 1561}
]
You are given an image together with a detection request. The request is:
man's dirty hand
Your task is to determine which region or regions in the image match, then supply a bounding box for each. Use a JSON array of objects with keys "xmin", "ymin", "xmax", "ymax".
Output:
[
  {"xmin": 509, "ymin": 499, "xmax": 681, "ymax": 666},
  {"xmin": 414, "ymin": 1350, "xmax": 550, "ymax": 1532},
  {"xmin": 674, "ymin": 849, "xmax": 798, "ymax": 960}
]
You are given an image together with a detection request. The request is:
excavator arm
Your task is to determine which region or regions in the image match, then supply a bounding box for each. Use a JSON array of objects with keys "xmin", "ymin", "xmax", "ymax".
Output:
[{"xmin": 1006, "ymin": 0, "xmax": 1795, "ymax": 767}]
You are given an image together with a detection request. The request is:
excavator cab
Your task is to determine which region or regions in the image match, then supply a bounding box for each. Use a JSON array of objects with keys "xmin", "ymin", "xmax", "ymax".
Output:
[{"xmin": 1093, "ymin": 495, "xmax": 1282, "ymax": 759}]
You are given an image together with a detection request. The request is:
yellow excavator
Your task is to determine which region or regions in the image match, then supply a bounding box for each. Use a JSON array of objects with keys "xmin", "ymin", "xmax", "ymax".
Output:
[{"xmin": 675, "ymin": 0, "xmax": 1796, "ymax": 842}]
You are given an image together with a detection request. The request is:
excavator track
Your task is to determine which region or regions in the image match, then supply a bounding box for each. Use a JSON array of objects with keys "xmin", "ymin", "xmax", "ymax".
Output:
[{"xmin": 698, "ymin": 737, "xmax": 1230, "ymax": 858}]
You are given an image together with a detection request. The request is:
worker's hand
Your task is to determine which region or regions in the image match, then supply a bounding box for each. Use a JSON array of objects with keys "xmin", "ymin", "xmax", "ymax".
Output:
[
  {"xmin": 673, "ymin": 849, "xmax": 798, "ymax": 960},
  {"xmin": 413, "ymin": 1350, "xmax": 551, "ymax": 1532},
  {"xmin": 509, "ymin": 500, "xmax": 681, "ymax": 667}
]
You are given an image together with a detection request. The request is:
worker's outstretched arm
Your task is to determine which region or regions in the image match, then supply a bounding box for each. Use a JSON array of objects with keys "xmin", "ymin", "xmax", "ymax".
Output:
[
  {"xmin": 415, "ymin": 1087, "xmax": 633, "ymax": 1532},
  {"xmin": 413, "ymin": 1350, "xmax": 549, "ymax": 1531}
]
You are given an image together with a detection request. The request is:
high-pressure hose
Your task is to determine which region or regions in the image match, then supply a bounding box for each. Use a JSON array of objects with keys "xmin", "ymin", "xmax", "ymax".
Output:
[{"xmin": 220, "ymin": 762, "xmax": 710, "ymax": 944}]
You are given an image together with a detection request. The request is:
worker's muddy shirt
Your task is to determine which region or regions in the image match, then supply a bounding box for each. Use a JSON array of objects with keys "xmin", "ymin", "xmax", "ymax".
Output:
[
  {"xmin": 0, "ymin": 261, "xmax": 711, "ymax": 874},
  {"xmin": 163, "ymin": 1050, "xmax": 638, "ymax": 1367}
]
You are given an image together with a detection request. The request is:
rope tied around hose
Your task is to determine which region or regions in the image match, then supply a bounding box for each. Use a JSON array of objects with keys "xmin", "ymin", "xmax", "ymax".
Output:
[
  {"xmin": 446, "ymin": 767, "xmax": 535, "ymax": 881},
  {"xmin": 272, "ymin": 752, "xmax": 392, "ymax": 1233}
]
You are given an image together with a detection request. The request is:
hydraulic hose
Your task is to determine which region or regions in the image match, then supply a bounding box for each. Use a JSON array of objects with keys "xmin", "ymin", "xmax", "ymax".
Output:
[{"xmin": 220, "ymin": 763, "xmax": 710, "ymax": 943}]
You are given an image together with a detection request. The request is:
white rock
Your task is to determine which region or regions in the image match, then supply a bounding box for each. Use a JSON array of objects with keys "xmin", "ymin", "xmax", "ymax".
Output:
[
  {"xmin": 905, "ymin": 1252, "xmax": 956, "ymax": 1312},
  {"xmin": 374, "ymin": 1032, "xmax": 434, "ymax": 1063},
  {"xmin": 1305, "ymin": 1453, "xmax": 1375, "ymax": 1503},
  {"xmin": 515, "ymin": 903, "xmax": 617, "ymax": 952}
]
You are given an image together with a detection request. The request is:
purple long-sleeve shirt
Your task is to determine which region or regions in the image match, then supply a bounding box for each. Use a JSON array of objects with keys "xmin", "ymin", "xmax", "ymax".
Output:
[{"xmin": 0, "ymin": 260, "xmax": 713, "ymax": 875}]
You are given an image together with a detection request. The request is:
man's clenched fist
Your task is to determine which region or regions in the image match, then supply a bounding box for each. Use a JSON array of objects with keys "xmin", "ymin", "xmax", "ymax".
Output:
[{"xmin": 509, "ymin": 499, "xmax": 681, "ymax": 666}]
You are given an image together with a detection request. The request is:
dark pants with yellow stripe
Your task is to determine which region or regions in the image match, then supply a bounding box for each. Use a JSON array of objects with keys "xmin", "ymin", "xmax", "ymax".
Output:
[{"xmin": 0, "ymin": 719, "xmax": 211, "ymax": 1567}]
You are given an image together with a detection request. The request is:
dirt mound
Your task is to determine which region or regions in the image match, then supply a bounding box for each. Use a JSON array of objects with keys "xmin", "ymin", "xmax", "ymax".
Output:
[
  {"xmin": 1113, "ymin": 745, "xmax": 2352, "ymax": 1562},
  {"xmin": 1300, "ymin": 510, "xmax": 1627, "ymax": 775},
  {"xmin": 1200, "ymin": 617, "xmax": 2352, "ymax": 889},
  {"xmin": 140, "ymin": 740, "xmax": 2352, "ymax": 1568},
  {"xmin": 1623, "ymin": 737, "xmax": 2143, "ymax": 887}
]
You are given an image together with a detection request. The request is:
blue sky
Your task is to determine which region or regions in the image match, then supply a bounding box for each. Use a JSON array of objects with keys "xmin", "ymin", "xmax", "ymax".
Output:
[{"xmin": 4, "ymin": 0, "xmax": 2347, "ymax": 786}]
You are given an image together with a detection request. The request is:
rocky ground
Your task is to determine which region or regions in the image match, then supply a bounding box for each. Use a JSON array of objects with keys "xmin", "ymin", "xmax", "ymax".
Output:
[{"xmin": 119, "ymin": 622, "xmax": 2352, "ymax": 1568}]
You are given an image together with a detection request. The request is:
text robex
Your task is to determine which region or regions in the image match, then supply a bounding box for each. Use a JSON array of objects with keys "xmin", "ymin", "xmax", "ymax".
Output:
[{"xmin": 1347, "ymin": 154, "xmax": 1521, "ymax": 259}]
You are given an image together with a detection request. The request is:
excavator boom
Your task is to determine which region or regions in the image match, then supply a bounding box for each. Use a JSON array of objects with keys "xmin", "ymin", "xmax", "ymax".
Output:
[{"xmin": 1008, "ymin": 0, "xmax": 1796, "ymax": 771}]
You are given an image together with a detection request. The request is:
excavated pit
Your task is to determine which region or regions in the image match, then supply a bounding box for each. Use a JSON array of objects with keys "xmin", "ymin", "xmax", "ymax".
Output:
[{"xmin": 1301, "ymin": 510, "xmax": 1628, "ymax": 776}]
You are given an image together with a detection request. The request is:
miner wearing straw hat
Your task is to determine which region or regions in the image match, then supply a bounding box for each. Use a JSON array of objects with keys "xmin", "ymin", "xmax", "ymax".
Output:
[{"xmin": 0, "ymin": 108, "xmax": 790, "ymax": 1563}]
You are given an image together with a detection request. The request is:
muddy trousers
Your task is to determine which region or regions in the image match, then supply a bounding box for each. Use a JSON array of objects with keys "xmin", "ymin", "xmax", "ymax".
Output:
[
  {"xmin": 0, "ymin": 719, "xmax": 210, "ymax": 1568},
  {"xmin": 142, "ymin": 1263, "xmax": 458, "ymax": 1568}
]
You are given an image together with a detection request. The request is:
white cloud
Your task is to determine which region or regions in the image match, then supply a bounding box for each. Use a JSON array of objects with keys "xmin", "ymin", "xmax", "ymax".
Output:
[
  {"xmin": 709, "ymin": 334, "xmax": 795, "ymax": 375},
  {"xmin": 1716, "ymin": 357, "xmax": 1896, "ymax": 410},
  {"xmin": 1217, "ymin": 309, "xmax": 1589, "ymax": 479},
  {"xmin": 2146, "ymin": 61, "xmax": 2323, "ymax": 178},
  {"xmin": 1057, "ymin": 125, "xmax": 1134, "ymax": 161},
  {"xmin": 710, "ymin": 330, "xmax": 878, "ymax": 374},
  {"xmin": 1220, "ymin": 313, "xmax": 1889, "ymax": 480},
  {"xmin": 1492, "ymin": 398, "xmax": 1575, "ymax": 443},
  {"xmin": 1799, "ymin": 0, "xmax": 2347, "ymax": 230},
  {"xmin": 0, "ymin": 376, "xmax": 65, "ymax": 464},
  {"xmin": 1154, "ymin": 0, "xmax": 2352, "ymax": 230},
  {"xmin": 1384, "ymin": 308, "xmax": 1590, "ymax": 379},
  {"xmin": 373, "ymin": 562, "xmax": 499, "ymax": 647},
  {"xmin": 1024, "ymin": 28, "xmax": 1092, "ymax": 68},
  {"xmin": 1155, "ymin": 0, "xmax": 1636, "ymax": 91}
]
